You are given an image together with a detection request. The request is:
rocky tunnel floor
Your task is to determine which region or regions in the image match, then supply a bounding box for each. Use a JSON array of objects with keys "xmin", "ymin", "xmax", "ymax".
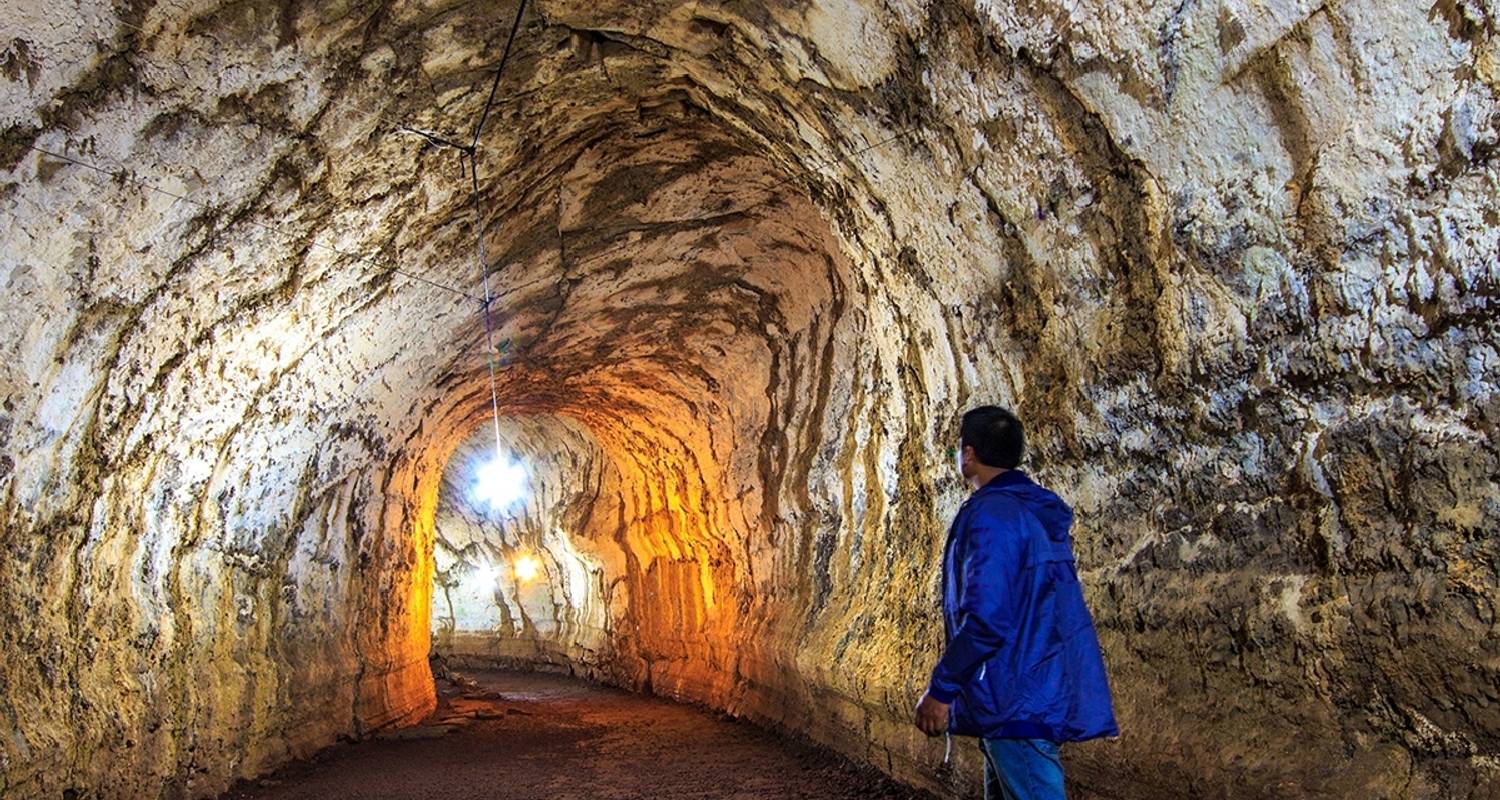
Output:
[{"xmin": 221, "ymin": 670, "xmax": 935, "ymax": 800}]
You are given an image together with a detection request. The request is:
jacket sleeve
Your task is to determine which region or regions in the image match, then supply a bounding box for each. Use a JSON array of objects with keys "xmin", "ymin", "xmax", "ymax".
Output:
[{"xmin": 927, "ymin": 498, "xmax": 1025, "ymax": 703}]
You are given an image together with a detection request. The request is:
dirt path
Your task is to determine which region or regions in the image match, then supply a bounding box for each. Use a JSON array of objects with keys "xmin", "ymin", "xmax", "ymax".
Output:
[{"xmin": 222, "ymin": 670, "xmax": 937, "ymax": 800}]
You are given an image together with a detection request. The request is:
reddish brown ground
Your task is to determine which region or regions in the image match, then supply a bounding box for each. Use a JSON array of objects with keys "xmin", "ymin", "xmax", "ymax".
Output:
[{"xmin": 222, "ymin": 670, "xmax": 936, "ymax": 800}]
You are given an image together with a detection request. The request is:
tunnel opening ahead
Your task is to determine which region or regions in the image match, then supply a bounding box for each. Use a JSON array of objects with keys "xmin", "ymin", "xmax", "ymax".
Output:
[
  {"xmin": 429, "ymin": 416, "xmax": 615, "ymax": 676},
  {"xmin": 404, "ymin": 116, "xmax": 870, "ymax": 716}
]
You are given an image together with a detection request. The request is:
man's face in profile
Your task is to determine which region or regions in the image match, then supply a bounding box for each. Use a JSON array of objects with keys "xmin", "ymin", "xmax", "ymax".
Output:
[{"xmin": 952, "ymin": 443, "xmax": 972, "ymax": 482}]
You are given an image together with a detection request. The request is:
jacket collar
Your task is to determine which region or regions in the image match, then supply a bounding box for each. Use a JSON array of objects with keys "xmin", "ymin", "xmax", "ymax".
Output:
[{"xmin": 974, "ymin": 469, "xmax": 1032, "ymax": 495}]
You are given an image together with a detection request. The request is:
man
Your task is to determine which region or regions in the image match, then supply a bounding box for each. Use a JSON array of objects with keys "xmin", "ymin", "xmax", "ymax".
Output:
[{"xmin": 914, "ymin": 406, "xmax": 1117, "ymax": 799}]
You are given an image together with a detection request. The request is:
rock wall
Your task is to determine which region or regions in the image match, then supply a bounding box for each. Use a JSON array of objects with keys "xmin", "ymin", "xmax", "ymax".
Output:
[{"xmin": 1, "ymin": 0, "xmax": 1496, "ymax": 798}]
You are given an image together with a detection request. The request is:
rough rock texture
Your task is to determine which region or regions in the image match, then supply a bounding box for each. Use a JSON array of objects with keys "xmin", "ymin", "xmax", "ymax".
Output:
[{"xmin": 1, "ymin": 1, "xmax": 1497, "ymax": 798}]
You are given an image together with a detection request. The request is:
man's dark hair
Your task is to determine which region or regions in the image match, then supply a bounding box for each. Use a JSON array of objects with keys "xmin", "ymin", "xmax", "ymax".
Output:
[{"xmin": 960, "ymin": 406, "xmax": 1025, "ymax": 469}]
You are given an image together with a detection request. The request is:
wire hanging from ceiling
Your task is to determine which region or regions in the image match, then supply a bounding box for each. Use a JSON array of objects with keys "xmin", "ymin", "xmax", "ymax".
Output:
[
  {"xmin": 14, "ymin": 0, "xmax": 925, "ymax": 392},
  {"xmin": 466, "ymin": 0, "xmax": 531, "ymax": 457}
]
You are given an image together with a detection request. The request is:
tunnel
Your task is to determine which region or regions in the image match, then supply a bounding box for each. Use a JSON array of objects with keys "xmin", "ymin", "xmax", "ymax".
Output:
[{"xmin": 1, "ymin": 0, "xmax": 1497, "ymax": 798}]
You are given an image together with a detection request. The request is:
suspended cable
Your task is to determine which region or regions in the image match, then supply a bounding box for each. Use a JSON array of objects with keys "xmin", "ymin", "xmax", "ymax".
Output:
[
  {"xmin": 470, "ymin": 0, "xmax": 530, "ymax": 150},
  {"xmin": 21, "ymin": 2, "xmax": 923, "ymax": 392},
  {"xmin": 33, "ymin": 2, "xmax": 916, "ymax": 306},
  {"xmin": 466, "ymin": 0, "xmax": 530, "ymax": 458},
  {"xmin": 398, "ymin": 125, "xmax": 474, "ymax": 153},
  {"xmin": 470, "ymin": 155, "xmax": 506, "ymax": 455}
]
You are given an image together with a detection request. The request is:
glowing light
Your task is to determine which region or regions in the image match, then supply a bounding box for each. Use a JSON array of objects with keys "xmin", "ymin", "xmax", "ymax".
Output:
[
  {"xmin": 473, "ymin": 455, "xmax": 526, "ymax": 511},
  {"xmin": 470, "ymin": 562, "xmax": 498, "ymax": 588},
  {"xmin": 513, "ymin": 555, "xmax": 541, "ymax": 582}
]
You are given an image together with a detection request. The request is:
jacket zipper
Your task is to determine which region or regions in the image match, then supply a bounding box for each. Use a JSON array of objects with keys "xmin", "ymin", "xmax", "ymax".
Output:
[{"xmin": 941, "ymin": 498, "xmax": 974, "ymax": 766}]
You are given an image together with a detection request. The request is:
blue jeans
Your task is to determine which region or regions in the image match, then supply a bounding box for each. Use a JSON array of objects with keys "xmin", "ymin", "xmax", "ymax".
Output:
[{"xmin": 980, "ymin": 738, "xmax": 1064, "ymax": 800}]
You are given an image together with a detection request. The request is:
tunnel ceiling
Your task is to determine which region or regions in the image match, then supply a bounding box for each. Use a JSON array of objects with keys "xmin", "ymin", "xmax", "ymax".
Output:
[{"xmin": 2, "ymin": 0, "xmax": 1498, "ymax": 798}]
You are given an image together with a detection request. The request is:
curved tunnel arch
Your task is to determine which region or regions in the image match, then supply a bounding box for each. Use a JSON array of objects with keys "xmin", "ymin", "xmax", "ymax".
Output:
[
  {"xmin": 1, "ymin": 1, "xmax": 1497, "ymax": 798},
  {"xmin": 413, "ymin": 121, "xmax": 865, "ymax": 713}
]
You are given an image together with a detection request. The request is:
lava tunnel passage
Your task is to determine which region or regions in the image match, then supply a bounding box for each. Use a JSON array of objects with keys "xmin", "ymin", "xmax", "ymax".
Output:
[
  {"xmin": 407, "ymin": 126, "xmax": 865, "ymax": 708},
  {"xmin": 3, "ymin": 1, "xmax": 1499, "ymax": 799}
]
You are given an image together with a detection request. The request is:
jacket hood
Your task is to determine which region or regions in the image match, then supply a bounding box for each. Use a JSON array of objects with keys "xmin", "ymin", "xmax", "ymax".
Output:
[{"xmin": 976, "ymin": 470, "xmax": 1074, "ymax": 542}]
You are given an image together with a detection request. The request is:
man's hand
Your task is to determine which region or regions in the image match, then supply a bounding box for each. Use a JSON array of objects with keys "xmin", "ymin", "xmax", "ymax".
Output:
[{"xmin": 914, "ymin": 691, "xmax": 950, "ymax": 736}]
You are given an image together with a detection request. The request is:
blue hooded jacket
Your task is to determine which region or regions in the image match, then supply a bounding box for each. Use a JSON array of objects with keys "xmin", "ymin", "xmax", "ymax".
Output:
[{"xmin": 928, "ymin": 469, "xmax": 1118, "ymax": 742}]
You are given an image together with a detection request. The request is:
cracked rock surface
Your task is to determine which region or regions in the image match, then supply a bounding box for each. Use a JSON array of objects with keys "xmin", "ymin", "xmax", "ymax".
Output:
[{"xmin": 1, "ymin": 0, "xmax": 1497, "ymax": 798}]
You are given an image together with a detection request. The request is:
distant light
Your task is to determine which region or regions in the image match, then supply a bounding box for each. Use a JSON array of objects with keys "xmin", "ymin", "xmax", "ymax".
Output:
[
  {"xmin": 514, "ymin": 555, "xmax": 541, "ymax": 582},
  {"xmin": 473, "ymin": 455, "xmax": 526, "ymax": 511},
  {"xmin": 469, "ymin": 562, "xmax": 498, "ymax": 589}
]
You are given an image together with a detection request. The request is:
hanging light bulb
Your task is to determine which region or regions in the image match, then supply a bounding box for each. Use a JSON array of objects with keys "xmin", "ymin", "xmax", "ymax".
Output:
[
  {"xmin": 513, "ymin": 554, "xmax": 541, "ymax": 582},
  {"xmin": 472, "ymin": 456, "xmax": 526, "ymax": 511}
]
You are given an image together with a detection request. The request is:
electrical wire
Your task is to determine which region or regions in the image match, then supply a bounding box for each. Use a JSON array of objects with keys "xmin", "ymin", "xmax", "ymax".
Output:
[
  {"xmin": 17, "ymin": 2, "xmax": 922, "ymax": 365},
  {"xmin": 470, "ymin": 0, "xmax": 530, "ymax": 151},
  {"xmin": 466, "ymin": 0, "xmax": 530, "ymax": 455},
  {"xmin": 471, "ymin": 155, "xmax": 506, "ymax": 455}
]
